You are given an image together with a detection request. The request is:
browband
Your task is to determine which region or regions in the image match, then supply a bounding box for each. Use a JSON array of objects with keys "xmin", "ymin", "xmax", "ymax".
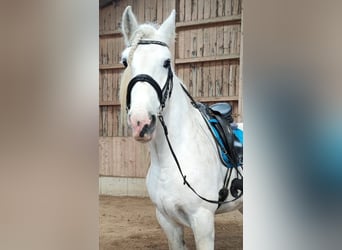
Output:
[{"xmin": 129, "ymin": 40, "xmax": 169, "ymax": 48}]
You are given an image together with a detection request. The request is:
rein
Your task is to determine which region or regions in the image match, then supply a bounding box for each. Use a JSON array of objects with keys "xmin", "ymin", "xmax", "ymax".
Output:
[{"xmin": 126, "ymin": 40, "xmax": 242, "ymax": 205}]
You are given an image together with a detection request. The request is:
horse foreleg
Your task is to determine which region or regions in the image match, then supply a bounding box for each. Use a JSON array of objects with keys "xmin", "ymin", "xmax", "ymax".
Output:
[
  {"xmin": 156, "ymin": 209, "xmax": 188, "ymax": 250},
  {"xmin": 190, "ymin": 208, "xmax": 215, "ymax": 250}
]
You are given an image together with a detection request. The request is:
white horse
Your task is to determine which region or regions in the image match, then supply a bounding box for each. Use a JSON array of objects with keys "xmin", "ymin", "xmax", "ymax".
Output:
[{"xmin": 120, "ymin": 6, "xmax": 243, "ymax": 250}]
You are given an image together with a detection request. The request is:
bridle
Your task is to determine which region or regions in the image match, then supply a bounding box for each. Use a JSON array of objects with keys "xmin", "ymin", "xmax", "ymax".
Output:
[
  {"xmin": 124, "ymin": 39, "xmax": 242, "ymax": 206},
  {"xmin": 125, "ymin": 40, "xmax": 173, "ymax": 112}
]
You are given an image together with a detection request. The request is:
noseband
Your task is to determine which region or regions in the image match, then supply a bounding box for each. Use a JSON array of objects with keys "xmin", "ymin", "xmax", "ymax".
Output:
[{"xmin": 126, "ymin": 40, "xmax": 173, "ymax": 112}]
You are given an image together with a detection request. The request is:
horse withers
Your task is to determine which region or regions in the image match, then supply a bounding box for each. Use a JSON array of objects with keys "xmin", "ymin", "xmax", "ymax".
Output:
[{"xmin": 119, "ymin": 6, "xmax": 243, "ymax": 250}]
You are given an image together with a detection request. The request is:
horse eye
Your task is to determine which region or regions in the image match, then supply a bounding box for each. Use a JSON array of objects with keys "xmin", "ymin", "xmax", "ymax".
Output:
[
  {"xmin": 163, "ymin": 59, "xmax": 170, "ymax": 68},
  {"xmin": 121, "ymin": 58, "xmax": 128, "ymax": 68}
]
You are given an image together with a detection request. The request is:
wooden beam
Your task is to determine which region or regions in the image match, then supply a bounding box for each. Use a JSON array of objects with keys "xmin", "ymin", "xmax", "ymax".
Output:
[
  {"xmin": 99, "ymin": 15, "xmax": 241, "ymax": 37},
  {"xmin": 100, "ymin": 56, "xmax": 239, "ymax": 69},
  {"xmin": 99, "ymin": 30, "xmax": 122, "ymax": 37},
  {"xmin": 99, "ymin": 96, "xmax": 239, "ymax": 107},
  {"xmin": 196, "ymin": 96, "xmax": 239, "ymax": 103},
  {"xmin": 238, "ymin": 3, "xmax": 244, "ymax": 122},
  {"xmin": 99, "ymin": 64, "xmax": 124, "ymax": 70},
  {"xmin": 175, "ymin": 54, "xmax": 239, "ymax": 65},
  {"xmin": 100, "ymin": 101, "xmax": 120, "ymax": 106},
  {"xmin": 176, "ymin": 15, "xmax": 241, "ymax": 29},
  {"xmin": 99, "ymin": 0, "xmax": 113, "ymax": 9}
]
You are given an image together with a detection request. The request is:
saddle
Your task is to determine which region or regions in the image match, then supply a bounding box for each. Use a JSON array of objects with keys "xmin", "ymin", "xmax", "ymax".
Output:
[{"xmin": 197, "ymin": 102, "xmax": 243, "ymax": 169}]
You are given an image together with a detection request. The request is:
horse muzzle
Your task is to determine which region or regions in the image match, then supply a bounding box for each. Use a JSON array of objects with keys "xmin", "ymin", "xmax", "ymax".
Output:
[{"xmin": 130, "ymin": 114, "xmax": 157, "ymax": 142}]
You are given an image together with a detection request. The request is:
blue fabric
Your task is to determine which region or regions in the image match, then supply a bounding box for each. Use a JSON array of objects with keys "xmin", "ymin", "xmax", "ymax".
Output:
[
  {"xmin": 208, "ymin": 119, "xmax": 232, "ymax": 168},
  {"xmin": 233, "ymin": 128, "xmax": 243, "ymax": 144}
]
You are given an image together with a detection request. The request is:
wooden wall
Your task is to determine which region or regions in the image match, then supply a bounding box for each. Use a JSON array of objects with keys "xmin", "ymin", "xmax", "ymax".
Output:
[{"xmin": 99, "ymin": 0, "xmax": 242, "ymax": 178}]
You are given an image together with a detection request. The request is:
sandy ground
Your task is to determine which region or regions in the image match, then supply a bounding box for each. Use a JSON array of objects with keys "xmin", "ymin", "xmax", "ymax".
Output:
[{"xmin": 100, "ymin": 195, "xmax": 242, "ymax": 250}]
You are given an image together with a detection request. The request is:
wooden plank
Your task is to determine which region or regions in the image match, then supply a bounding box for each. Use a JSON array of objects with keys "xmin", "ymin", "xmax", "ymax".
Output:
[
  {"xmin": 135, "ymin": 143, "xmax": 150, "ymax": 177},
  {"xmin": 99, "ymin": 73, "xmax": 103, "ymax": 103},
  {"xmin": 191, "ymin": 0, "xmax": 198, "ymax": 21},
  {"xmin": 185, "ymin": 0, "xmax": 191, "ymax": 22},
  {"xmin": 195, "ymin": 96, "xmax": 239, "ymax": 103},
  {"xmin": 204, "ymin": 0, "xmax": 211, "ymax": 19},
  {"xmin": 189, "ymin": 64, "xmax": 196, "ymax": 96},
  {"xmin": 184, "ymin": 27, "xmax": 190, "ymax": 58},
  {"xmin": 178, "ymin": 0, "xmax": 185, "ymax": 22},
  {"xmin": 225, "ymin": 0, "xmax": 232, "ymax": 16},
  {"xmin": 196, "ymin": 95, "xmax": 238, "ymax": 102},
  {"xmin": 197, "ymin": 27, "xmax": 204, "ymax": 57},
  {"xmin": 209, "ymin": 26, "xmax": 217, "ymax": 56},
  {"xmin": 203, "ymin": 27, "xmax": 210, "ymax": 57},
  {"xmin": 162, "ymin": 0, "xmax": 172, "ymax": 21},
  {"xmin": 190, "ymin": 28, "xmax": 198, "ymax": 57},
  {"xmin": 99, "ymin": 7, "xmax": 104, "ymax": 33},
  {"xmin": 176, "ymin": 30, "xmax": 184, "ymax": 59},
  {"xmin": 238, "ymin": 5, "xmax": 243, "ymax": 122},
  {"xmin": 99, "ymin": 30, "xmax": 122, "ymax": 37},
  {"xmin": 211, "ymin": 0, "xmax": 217, "ymax": 18},
  {"xmin": 223, "ymin": 24, "xmax": 229, "ymax": 55},
  {"xmin": 102, "ymin": 6, "xmax": 109, "ymax": 32},
  {"xmin": 99, "ymin": 64, "xmax": 125, "ymax": 70},
  {"xmin": 157, "ymin": 0, "xmax": 163, "ymax": 23},
  {"xmin": 99, "ymin": 137, "xmax": 150, "ymax": 177},
  {"xmin": 99, "ymin": 101, "xmax": 120, "ymax": 106},
  {"xmin": 175, "ymin": 54, "xmax": 239, "ymax": 64},
  {"xmin": 237, "ymin": 25, "xmax": 241, "ymax": 54},
  {"xmin": 218, "ymin": 0, "xmax": 224, "ymax": 17},
  {"xmin": 107, "ymin": 70, "xmax": 113, "ymax": 102},
  {"xmin": 183, "ymin": 64, "xmax": 190, "ymax": 93},
  {"xmin": 215, "ymin": 61, "xmax": 223, "ymax": 97},
  {"xmin": 137, "ymin": 0, "xmax": 144, "ymax": 22},
  {"xmin": 176, "ymin": 65, "xmax": 184, "ymax": 86},
  {"xmin": 222, "ymin": 60, "xmax": 230, "ymax": 96},
  {"xmin": 228, "ymin": 63, "xmax": 235, "ymax": 96},
  {"xmin": 102, "ymin": 106, "xmax": 108, "ymax": 136},
  {"xmin": 113, "ymin": 69, "xmax": 119, "ymax": 102},
  {"xmin": 99, "ymin": 106, "xmax": 103, "ymax": 136},
  {"xmin": 99, "ymin": 95, "xmax": 239, "ymax": 106},
  {"xmin": 107, "ymin": 106, "xmax": 113, "ymax": 137},
  {"xmin": 196, "ymin": 62, "xmax": 204, "ymax": 97},
  {"xmin": 202, "ymin": 62, "xmax": 210, "ymax": 97},
  {"xmin": 99, "ymin": 137, "xmax": 109, "ymax": 175},
  {"xmin": 217, "ymin": 25, "xmax": 224, "ymax": 55},
  {"xmin": 151, "ymin": 0, "xmax": 157, "ymax": 22},
  {"xmin": 235, "ymin": 63, "xmax": 240, "ymax": 96},
  {"xmin": 197, "ymin": 0, "xmax": 204, "ymax": 20},
  {"xmin": 176, "ymin": 15, "xmax": 241, "ymax": 29},
  {"xmin": 231, "ymin": 25, "xmax": 236, "ymax": 54},
  {"xmin": 208, "ymin": 61, "xmax": 216, "ymax": 97},
  {"xmin": 103, "ymin": 71, "xmax": 108, "ymax": 102}
]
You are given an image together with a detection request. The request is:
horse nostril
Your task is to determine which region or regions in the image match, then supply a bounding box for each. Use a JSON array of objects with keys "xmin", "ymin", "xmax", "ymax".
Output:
[{"xmin": 150, "ymin": 114, "xmax": 156, "ymax": 121}]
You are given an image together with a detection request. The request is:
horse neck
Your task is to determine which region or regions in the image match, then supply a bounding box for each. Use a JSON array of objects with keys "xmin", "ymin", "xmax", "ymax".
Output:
[{"xmin": 149, "ymin": 77, "xmax": 200, "ymax": 157}]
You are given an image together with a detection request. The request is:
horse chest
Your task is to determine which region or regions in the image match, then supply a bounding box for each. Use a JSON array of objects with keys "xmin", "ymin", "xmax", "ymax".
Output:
[{"xmin": 146, "ymin": 166, "xmax": 192, "ymax": 226}]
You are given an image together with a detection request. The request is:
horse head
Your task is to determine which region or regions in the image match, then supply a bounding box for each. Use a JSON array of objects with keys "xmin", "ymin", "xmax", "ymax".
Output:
[{"xmin": 120, "ymin": 6, "xmax": 176, "ymax": 143}]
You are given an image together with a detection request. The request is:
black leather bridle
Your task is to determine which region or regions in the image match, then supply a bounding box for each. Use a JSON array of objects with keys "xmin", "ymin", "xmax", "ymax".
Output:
[{"xmin": 125, "ymin": 40, "xmax": 173, "ymax": 112}]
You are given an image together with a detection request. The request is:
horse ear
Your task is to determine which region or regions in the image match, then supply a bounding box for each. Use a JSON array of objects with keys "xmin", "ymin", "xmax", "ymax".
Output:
[
  {"xmin": 121, "ymin": 6, "xmax": 138, "ymax": 46},
  {"xmin": 158, "ymin": 10, "xmax": 176, "ymax": 45}
]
